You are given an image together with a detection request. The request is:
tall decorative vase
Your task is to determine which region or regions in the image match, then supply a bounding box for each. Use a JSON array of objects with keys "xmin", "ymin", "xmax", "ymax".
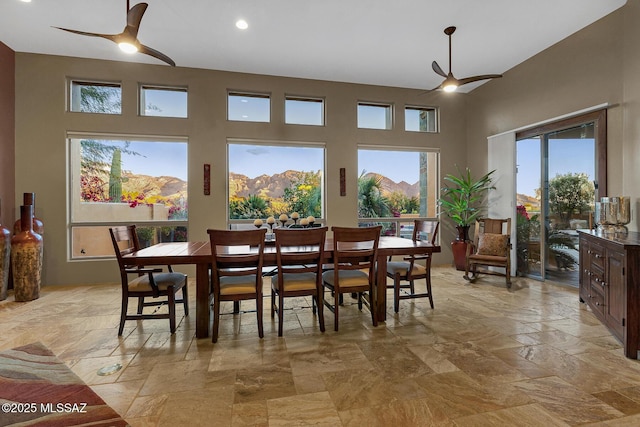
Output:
[
  {"xmin": 13, "ymin": 192, "xmax": 44, "ymax": 235},
  {"xmin": 0, "ymin": 199, "xmax": 10, "ymax": 301},
  {"xmin": 451, "ymin": 225, "xmax": 470, "ymax": 271},
  {"xmin": 11, "ymin": 205, "xmax": 43, "ymax": 301}
]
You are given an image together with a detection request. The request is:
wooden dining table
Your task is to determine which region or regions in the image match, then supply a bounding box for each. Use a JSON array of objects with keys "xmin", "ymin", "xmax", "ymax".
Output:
[{"xmin": 123, "ymin": 236, "xmax": 441, "ymax": 338}]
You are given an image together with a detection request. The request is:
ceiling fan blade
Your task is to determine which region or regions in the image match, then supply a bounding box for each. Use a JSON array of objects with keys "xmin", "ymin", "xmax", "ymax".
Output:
[
  {"xmin": 139, "ymin": 44, "xmax": 175, "ymax": 66},
  {"xmin": 126, "ymin": 3, "xmax": 148, "ymax": 36},
  {"xmin": 432, "ymin": 61, "xmax": 447, "ymax": 78},
  {"xmin": 457, "ymin": 74, "xmax": 503, "ymax": 86},
  {"xmin": 54, "ymin": 27, "xmax": 117, "ymax": 43}
]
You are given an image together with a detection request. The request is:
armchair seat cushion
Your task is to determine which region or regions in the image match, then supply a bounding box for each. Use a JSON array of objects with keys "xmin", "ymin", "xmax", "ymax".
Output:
[
  {"xmin": 386, "ymin": 261, "xmax": 427, "ymax": 277},
  {"xmin": 128, "ymin": 272, "xmax": 186, "ymax": 292},
  {"xmin": 219, "ymin": 275, "xmax": 262, "ymax": 294},
  {"xmin": 272, "ymin": 272, "xmax": 318, "ymax": 291}
]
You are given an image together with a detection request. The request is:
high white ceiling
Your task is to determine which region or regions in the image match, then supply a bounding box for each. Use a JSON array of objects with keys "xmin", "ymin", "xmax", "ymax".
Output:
[{"xmin": 0, "ymin": 0, "xmax": 627, "ymax": 93}]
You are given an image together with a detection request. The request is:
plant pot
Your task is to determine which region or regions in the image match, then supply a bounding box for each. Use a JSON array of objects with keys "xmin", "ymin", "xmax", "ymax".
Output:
[{"xmin": 451, "ymin": 225, "xmax": 470, "ymax": 271}]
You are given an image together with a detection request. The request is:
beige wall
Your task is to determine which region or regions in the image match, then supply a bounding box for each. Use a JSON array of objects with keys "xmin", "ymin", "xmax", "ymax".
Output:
[
  {"xmin": 14, "ymin": 53, "xmax": 467, "ymax": 285},
  {"xmin": 466, "ymin": 4, "xmax": 631, "ymax": 225},
  {"xmin": 0, "ymin": 42, "xmax": 15, "ymax": 227}
]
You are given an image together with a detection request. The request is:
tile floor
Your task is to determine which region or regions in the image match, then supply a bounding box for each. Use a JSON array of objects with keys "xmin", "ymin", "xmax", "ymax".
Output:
[{"xmin": 3, "ymin": 266, "xmax": 640, "ymax": 426}]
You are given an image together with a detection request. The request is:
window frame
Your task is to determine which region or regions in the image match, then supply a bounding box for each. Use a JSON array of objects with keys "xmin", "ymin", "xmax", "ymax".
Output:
[
  {"xmin": 284, "ymin": 95, "xmax": 325, "ymax": 126},
  {"xmin": 227, "ymin": 91, "xmax": 272, "ymax": 123},
  {"xmin": 356, "ymin": 146, "xmax": 440, "ymax": 236},
  {"xmin": 67, "ymin": 132, "xmax": 189, "ymax": 260},
  {"xmin": 226, "ymin": 139, "xmax": 327, "ymax": 227},
  {"xmin": 357, "ymin": 101, "xmax": 393, "ymax": 130},
  {"xmin": 404, "ymin": 105, "xmax": 439, "ymax": 133},
  {"xmin": 68, "ymin": 79, "xmax": 122, "ymax": 114},
  {"xmin": 139, "ymin": 84, "xmax": 188, "ymax": 118}
]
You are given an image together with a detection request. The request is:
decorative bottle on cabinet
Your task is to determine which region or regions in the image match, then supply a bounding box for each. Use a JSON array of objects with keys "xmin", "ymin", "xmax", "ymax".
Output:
[
  {"xmin": 11, "ymin": 205, "xmax": 43, "ymax": 301},
  {"xmin": 0, "ymin": 198, "xmax": 10, "ymax": 301},
  {"xmin": 13, "ymin": 192, "xmax": 44, "ymax": 235}
]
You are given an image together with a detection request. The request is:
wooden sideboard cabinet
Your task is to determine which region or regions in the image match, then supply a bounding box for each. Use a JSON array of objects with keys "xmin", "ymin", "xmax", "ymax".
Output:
[{"xmin": 578, "ymin": 230, "xmax": 640, "ymax": 359}]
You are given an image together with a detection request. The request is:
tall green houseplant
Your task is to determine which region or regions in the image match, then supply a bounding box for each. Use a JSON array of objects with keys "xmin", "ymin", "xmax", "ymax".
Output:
[
  {"xmin": 439, "ymin": 167, "xmax": 496, "ymax": 270},
  {"xmin": 439, "ymin": 167, "xmax": 496, "ymax": 228}
]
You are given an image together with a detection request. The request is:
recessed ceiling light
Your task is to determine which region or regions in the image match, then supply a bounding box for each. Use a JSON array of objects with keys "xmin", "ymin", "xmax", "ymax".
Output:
[
  {"xmin": 236, "ymin": 19, "xmax": 248, "ymax": 30},
  {"xmin": 20, "ymin": 0, "xmax": 32, "ymax": 3}
]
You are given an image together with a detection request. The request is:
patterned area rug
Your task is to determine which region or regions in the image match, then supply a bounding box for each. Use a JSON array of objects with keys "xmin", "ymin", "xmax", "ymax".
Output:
[{"xmin": 0, "ymin": 342, "xmax": 128, "ymax": 427}]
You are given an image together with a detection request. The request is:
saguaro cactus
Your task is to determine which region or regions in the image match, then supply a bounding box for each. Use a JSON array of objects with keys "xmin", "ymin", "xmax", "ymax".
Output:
[{"xmin": 108, "ymin": 149, "xmax": 122, "ymax": 202}]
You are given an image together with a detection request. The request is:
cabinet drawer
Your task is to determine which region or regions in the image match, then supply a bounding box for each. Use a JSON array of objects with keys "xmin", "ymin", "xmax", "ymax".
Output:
[
  {"xmin": 588, "ymin": 244, "xmax": 606, "ymax": 270},
  {"xmin": 588, "ymin": 288, "xmax": 606, "ymax": 317},
  {"xmin": 589, "ymin": 266, "xmax": 606, "ymax": 291}
]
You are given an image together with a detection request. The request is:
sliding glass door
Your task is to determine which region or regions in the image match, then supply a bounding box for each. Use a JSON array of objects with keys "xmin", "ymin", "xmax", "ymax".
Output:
[{"xmin": 516, "ymin": 110, "xmax": 606, "ymax": 285}]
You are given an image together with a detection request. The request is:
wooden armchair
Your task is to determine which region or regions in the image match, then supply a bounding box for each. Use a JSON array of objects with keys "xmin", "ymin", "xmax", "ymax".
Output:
[
  {"xmin": 386, "ymin": 220, "xmax": 439, "ymax": 312},
  {"xmin": 109, "ymin": 225, "xmax": 188, "ymax": 336},
  {"xmin": 464, "ymin": 218, "xmax": 512, "ymax": 288}
]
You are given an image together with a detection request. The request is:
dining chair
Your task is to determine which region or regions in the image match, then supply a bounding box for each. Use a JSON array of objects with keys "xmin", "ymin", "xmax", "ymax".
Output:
[
  {"xmin": 207, "ymin": 228, "xmax": 267, "ymax": 343},
  {"xmin": 386, "ymin": 220, "xmax": 439, "ymax": 312},
  {"xmin": 271, "ymin": 227, "xmax": 327, "ymax": 336},
  {"xmin": 464, "ymin": 218, "xmax": 512, "ymax": 288},
  {"xmin": 109, "ymin": 225, "xmax": 188, "ymax": 336},
  {"xmin": 322, "ymin": 225, "xmax": 382, "ymax": 331}
]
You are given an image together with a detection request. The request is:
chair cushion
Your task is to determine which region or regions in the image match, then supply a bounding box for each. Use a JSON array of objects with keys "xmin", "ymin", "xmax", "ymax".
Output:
[
  {"xmin": 386, "ymin": 261, "xmax": 427, "ymax": 278},
  {"xmin": 477, "ymin": 233, "xmax": 508, "ymax": 256},
  {"xmin": 322, "ymin": 269, "xmax": 369, "ymax": 287},
  {"xmin": 129, "ymin": 272, "xmax": 186, "ymax": 292},
  {"xmin": 219, "ymin": 275, "xmax": 261, "ymax": 295},
  {"xmin": 272, "ymin": 272, "xmax": 318, "ymax": 291}
]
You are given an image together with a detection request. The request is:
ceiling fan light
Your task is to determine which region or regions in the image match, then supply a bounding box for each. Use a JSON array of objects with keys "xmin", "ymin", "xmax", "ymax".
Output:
[
  {"xmin": 443, "ymin": 83, "xmax": 458, "ymax": 92},
  {"xmin": 118, "ymin": 42, "xmax": 138, "ymax": 54}
]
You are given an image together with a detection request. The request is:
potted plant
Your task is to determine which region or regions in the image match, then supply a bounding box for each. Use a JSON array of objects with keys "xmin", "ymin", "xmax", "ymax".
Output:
[{"xmin": 438, "ymin": 167, "xmax": 495, "ymax": 270}]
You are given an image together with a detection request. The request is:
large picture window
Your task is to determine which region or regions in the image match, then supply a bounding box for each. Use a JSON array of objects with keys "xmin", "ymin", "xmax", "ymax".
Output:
[
  {"xmin": 228, "ymin": 141, "xmax": 325, "ymax": 224},
  {"xmin": 69, "ymin": 135, "xmax": 188, "ymax": 258},
  {"xmin": 358, "ymin": 148, "xmax": 439, "ymax": 236}
]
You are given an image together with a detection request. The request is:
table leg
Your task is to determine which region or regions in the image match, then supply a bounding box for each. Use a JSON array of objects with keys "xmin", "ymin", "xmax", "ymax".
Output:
[
  {"xmin": 196, "ymin": 262, "xmax": 210, "ymax": 338},
  {"xmin": 376, "ymin": 254, "xmax": 388, "ymax": 322}
]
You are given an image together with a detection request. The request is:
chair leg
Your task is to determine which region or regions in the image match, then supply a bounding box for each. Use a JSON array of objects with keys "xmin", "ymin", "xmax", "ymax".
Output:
[
  {"xmin": 316, "ymin": 292, "xmax": 325, "ymax": 333},
  {"xmin": 212, "ymin": 295, "xmax": 221, "ymax": 343},
  {"xmin": 271, "ymin": 287, "xmax": 276, "ymax": 318},
  {"xmin": 369, "ymin": 287, "xmax": 378, "ymax": 327},
  {"xmin": 233, "ymin": 301, "xmax": 240, "ymax": 314},
  {"xmin": 426, "ymin": 275, "xmax": 434, "ymax": 309},
  {"xmin": 334, "ymin": 292, "xmax": 340, "ymax": 331},
  {"xmin": 394, "ymin": 277, "xmax": 401, "ymax": 313},
  {"xmin": 357, "ymin": 292, "xmax": 363, "ymax": 310},
  {"xmin": 277, "ymin": 292, "xmax": 284, "ymax": 337},
  {"xmin": 137, "ymin": 296, "xmax": 144, "ymax": 314},
  {"xmin": 118, "ymin": 295, "xmax": 128, "ymax": 336},
  {"xmin": 182, "ymin": 283, "xmax": 189, "ymax": 316},
  {"xmin": 256, "ymin": 295, "xmax": 264, "ymax": 339},
  {"xmin": 168, "ymin": 289, "xmax": 176, "ymax": 334}
]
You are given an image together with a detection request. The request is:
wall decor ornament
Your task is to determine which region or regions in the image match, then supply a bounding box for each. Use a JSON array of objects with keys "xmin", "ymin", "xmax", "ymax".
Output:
[{"xmin": 11, "ymin": 205, "xmax": 43, "ymax": 301}]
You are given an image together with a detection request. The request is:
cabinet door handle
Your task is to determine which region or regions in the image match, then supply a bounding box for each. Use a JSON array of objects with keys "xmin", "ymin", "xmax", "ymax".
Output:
[{"xmin": 602, "ymin": 282, "xmax": 606, "ymax": 287}]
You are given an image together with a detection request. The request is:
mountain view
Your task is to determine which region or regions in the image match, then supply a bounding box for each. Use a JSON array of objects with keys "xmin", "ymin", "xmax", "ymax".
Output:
[
  {"xmin": 122, "ymin": 172, "xmax": 187, "ymax": 200},
  {"xmin": 230, "ymin": 170, "xmax": 419, "ymax": 199}
]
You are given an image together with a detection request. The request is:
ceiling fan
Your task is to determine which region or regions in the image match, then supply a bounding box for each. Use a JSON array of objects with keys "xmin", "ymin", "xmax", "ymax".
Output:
[
  {"xmin": 431, "ymin": 26, "xmax": 501, "ymax": 92},
  {"xmin": 54, "ymin": 0, "xmax": 175, "ymax": 66}
]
